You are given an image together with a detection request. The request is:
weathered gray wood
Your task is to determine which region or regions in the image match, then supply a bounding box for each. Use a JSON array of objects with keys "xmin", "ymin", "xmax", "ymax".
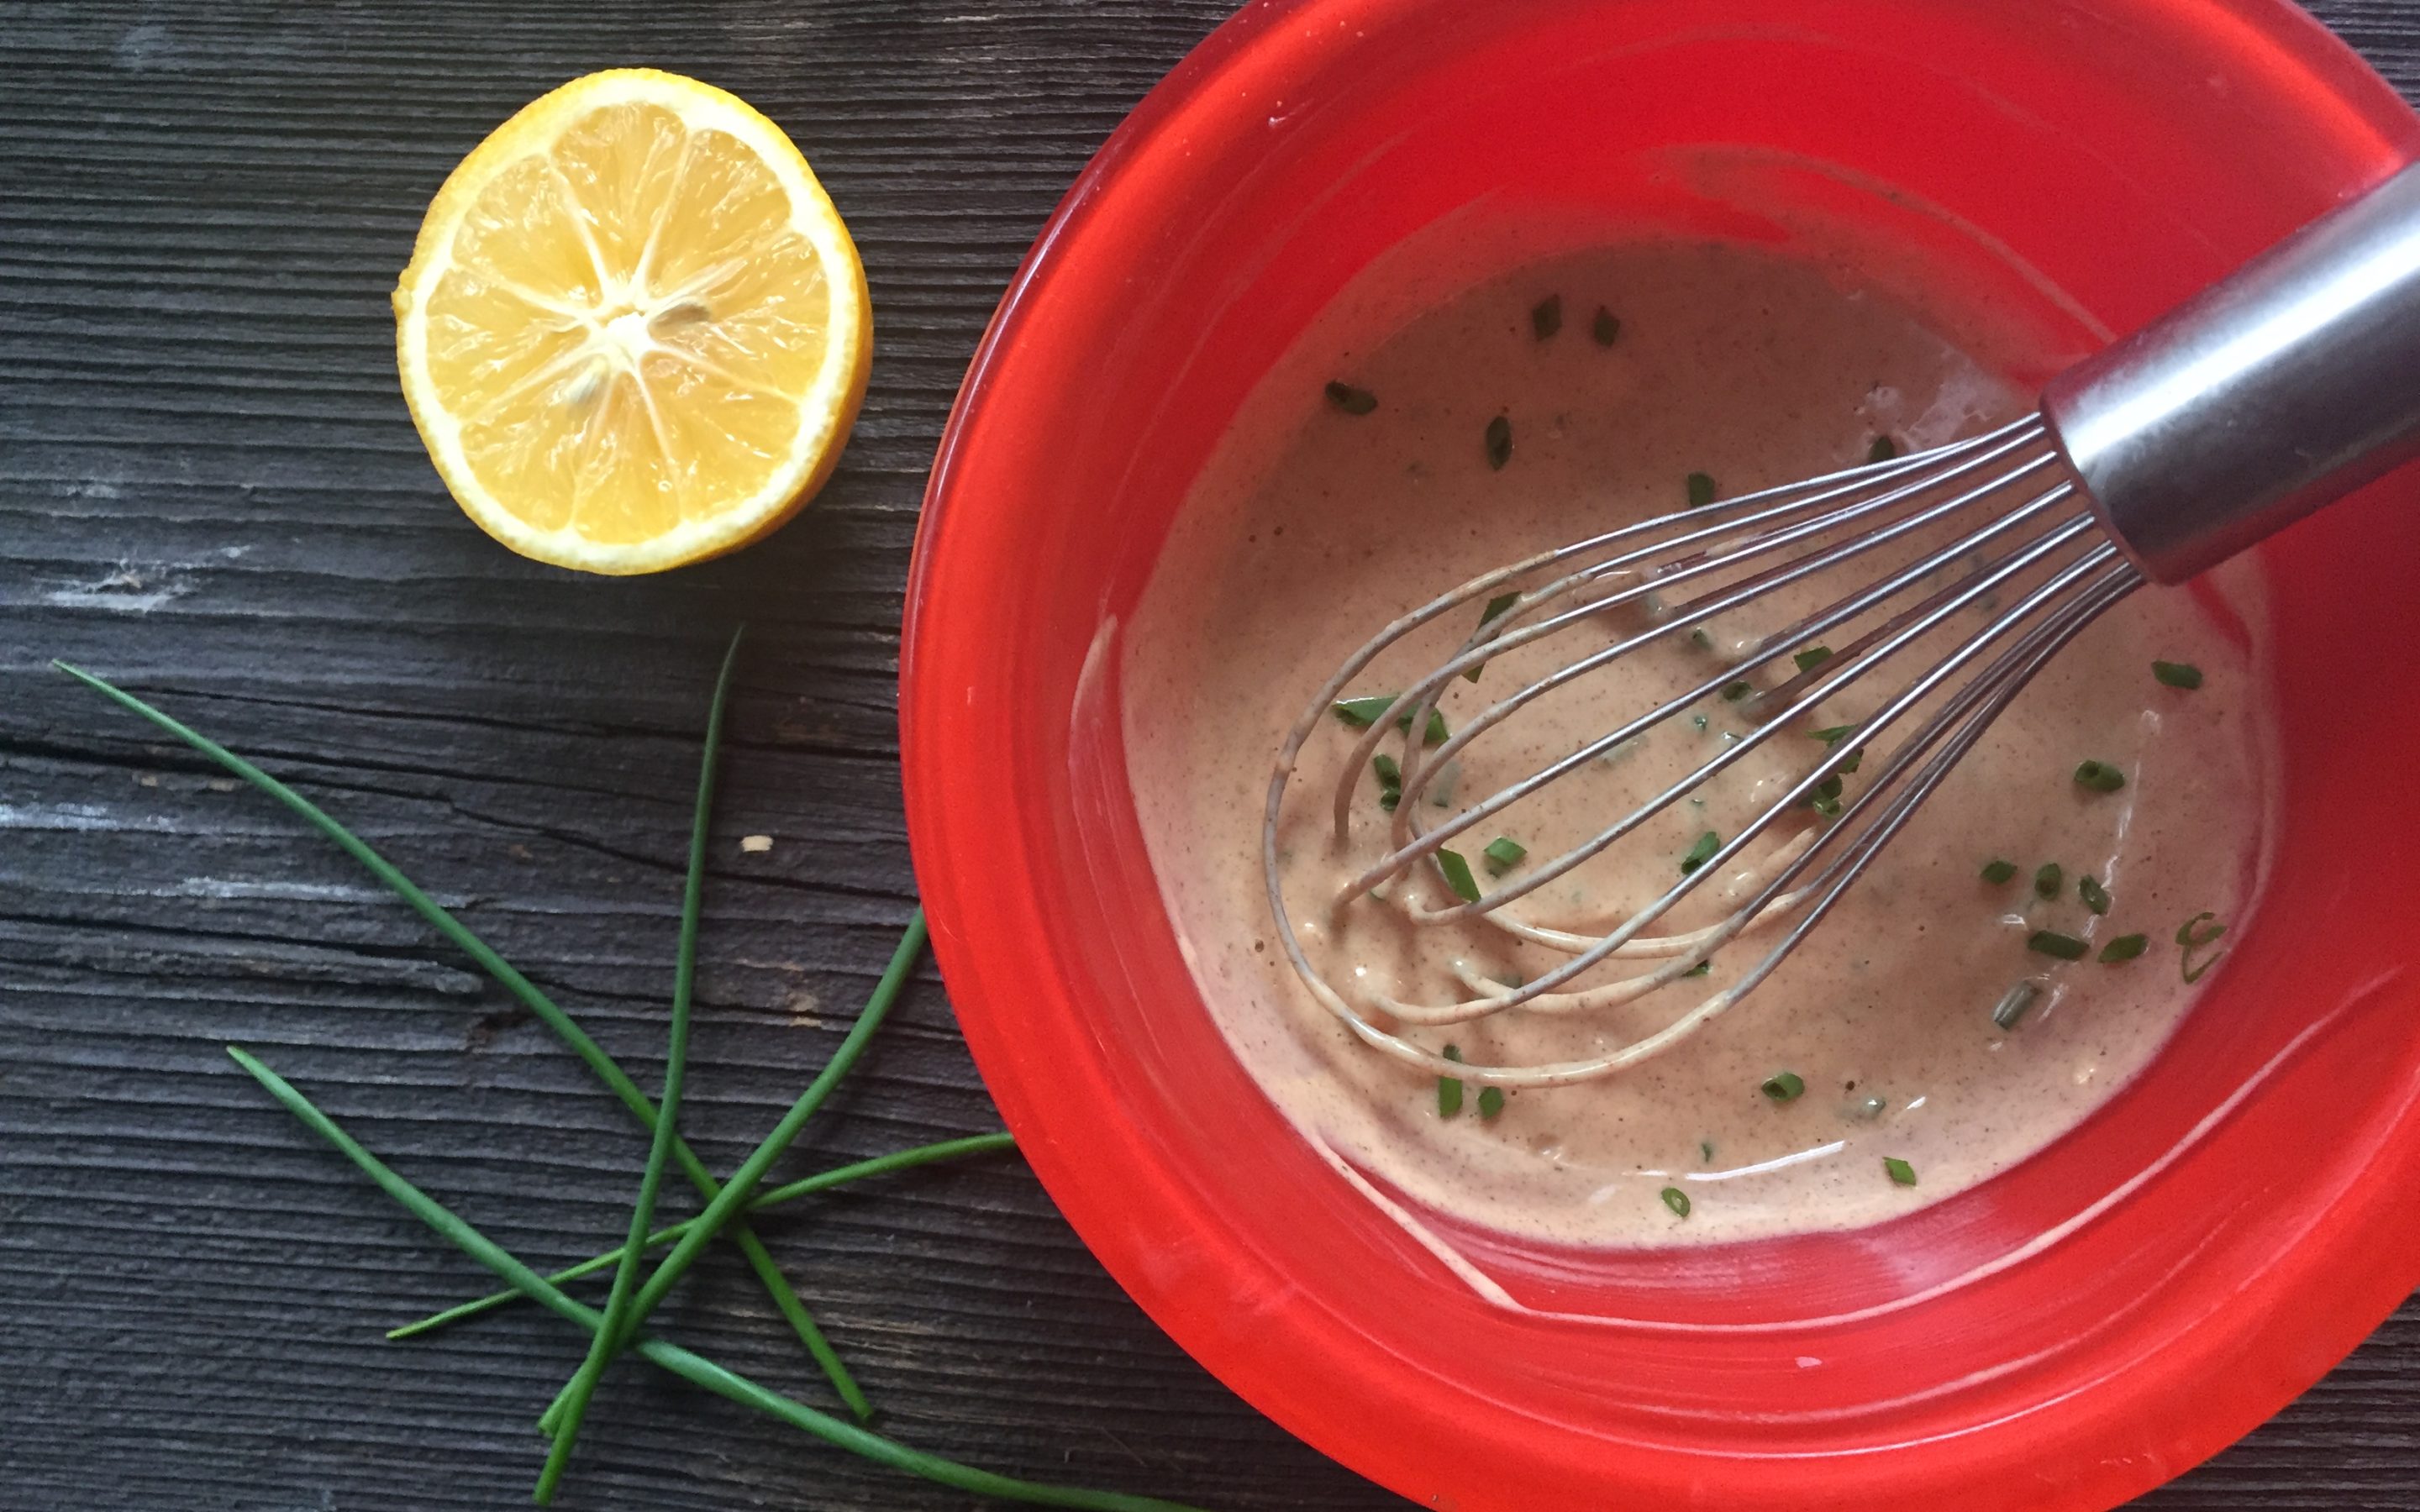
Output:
[{"xmin": 1, "ymin": 2, "xmax": 2412, "ymax": 1507}]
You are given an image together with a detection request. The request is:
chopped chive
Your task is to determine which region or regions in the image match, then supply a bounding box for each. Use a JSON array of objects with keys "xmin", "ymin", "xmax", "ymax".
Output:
[
  {"xmin": 1800, "ymin": 774, "xmax": 1844, "ymax": 817},
  {"xmin": 1680, "ymin": 830, "xmax": 1720, "ymax": 874},
  {"xmin": 1691, "ymin": 713, "xmax": 1709, "ymax": 731},
  {"xmin": 1867, "ymin": 434, "xmax": 1899, "ymax": 464},
  {"xmin": 1332, "ymin": 693, "xmax": 1398, "ymax": 727},
  {"xmin": 1792, "ymin": 645, "xmax": 1834, "ymax": 675},
  {"xmin": 2099, "ymin": 932, "xmax": 2149, "ymax": 963},
  {"xmin": 2027, "ymin": 930, "xmax": 2089, "ymax": 960},
  {"xmin": 1464, "ymin": 593, "xmax": 1522, "ymax": 682},
  {"xmin": 1436, "ymin": 847, "xmax": 1482, "ymax": 904},
  {"xmin": 1981, "ymin": 858, "xmax": 2018, "ymax": 885},
  {"xmin": 1482, "ymin": 837, "xmax": 1527, "ymax": 874},
  {"xmin": 1371, "ymin": 753, "xmax": 1402, "ymax": 811},
  {"xmin": 1991, "ymin": 979, "xmax": 2040, "ymax": 1029},
  {"xmin": 2153, "ymin": 659, "xmax": 2203, "ymax": 690},
  {"xmin": 1686, "ymin": 471, "xmax": 1718, "ymax": 509},
  {"xmin": 1686, "ymin": 961, "xmax": 1712, "ymax": 977},
  {"xmin": 1660, "ymin": 1186, "xmax": 1691, "ymax": 1218},
  {"xmin": 2033, "ymin": 862, "xmax": 2064, "ymax": 900},
  {"xmin": 1722, "ymin": 680, "xmax": 1754, "ymax": 701},
  {"xmin": 1530, "ymin": 294, "xmax": 1562, "ymax": 339},
  {"xmin": 2176, "ymin": 911, "xmax": 2228, "ymax": 984},
  {"xmin": 1485, "ymin": 414, "xmax": 1512, "ymax": 470},
  {"xmin": 2078, "ymin": 875, "xmax": 2112, "ymax": 915},
  {"xmin": 1334, "ymin": 692, "xmax": 1448, "ymax": 744},
  {"xmin": 1690, "ymin": 627, "xmax": 1713, "ymax": 650},
  {"xmin": 1883, "ymin": 1157, "xmax": 1918, "ymax": 1187},
  {"xmin": 1592, "ymin": 307, "xmax": 1621, "ymax": 345},
  {"xmin": 1477, "ymin": 1086, "xmax": 1505, "ymax": 1120},
  {"xmin": 1699, "ymin": 1140, "xmax": 1715, "ymax": 1161},
  {"xmin": 1323, "ymin": 380, "xmax": 1376, "ymax": 415},
  {"xmin": 1809, "ymin": 724, "xmax": 1859, "ymax": 747},
  {"xmin": 2073, "ymin": 759, "xmax": 2127, "ymax": 793},
  {"xmin": 1439, "ymin": 1045, "xmax": 1464, "ymax": 1117},
  {"xmin": 1760, "ymin": 1070, "xmax": 1805, "ymax": 1102},
  {"xmin": 1837, "ymin": 747, "xmax": 1864, "ymax": 775}
]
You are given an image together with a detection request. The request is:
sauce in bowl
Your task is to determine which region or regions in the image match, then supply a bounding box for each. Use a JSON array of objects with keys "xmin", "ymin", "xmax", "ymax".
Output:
[{"xmin": 1124, "ymin": 240, "xmax": 2269, "ymax": 1247}]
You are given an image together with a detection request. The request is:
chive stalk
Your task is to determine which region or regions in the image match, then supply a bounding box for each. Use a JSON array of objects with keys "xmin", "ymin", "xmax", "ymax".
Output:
[
  {"xmin": 537, "ymin": 631, "xmax": 740, "ymax": 1499},
  {"xmin": 52, "ymin": 660, "xmax": 866, "ymax": 1416},
  {"xmin": 227, "ymin": 1051, "xmax": 1205, "ymax": 1512}
]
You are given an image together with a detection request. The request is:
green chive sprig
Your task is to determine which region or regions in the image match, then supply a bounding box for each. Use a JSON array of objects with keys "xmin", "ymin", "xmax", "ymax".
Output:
[
  {"xmin": 1760, "ymin": 1071, "xmax": 1805, "ymax": 1103},
  {"xmin": 1485, "ymin": 415, "xmax": 1512, "ymax": 470},
  {"xmin": 225, "ymin": 1050, "xmax": 1202, "ymax": 1512},
  {"xmin": 2033, "ymin": 862, "xmax": 2064, "ymax": 900},
  {"xmin": 1680, "ymin": 830, "xmax": 1720, "ymax": 874},
  {"xmin": 391, "ymin": 1134, "xmax": 1018, "ymax": 1341},
  {"xmin": 538, "ymin": 630, "xmax": 742, "ymax": 1499},
  {"xmin": 1686, "ymin": 471, "xmax": 1718, "ymax": 509},
  {"xmin": 52, "ymin": 660, "xmax": 867, "ymax": 1417},
  {"xmin": 2153, "ymin": 660, "xmax": 2203, "ymax": 690},
  {"xmin": 1660, "ymin": 1186, "xmax": 1691, "ymax": 1218},
  {"xmin": 1477, "ymin": 1087, "xmax": 1505, "ymax": 1120},
  {"xmin": 1981, "ymin": 858, "xmax": 2018, "ymax": 885},
  {"xmin": 1592, "ymin": 307, "xmax": 1620, "ymax": 345},
  {"xmin": 1439, "ymin": 1045, "xmax": 1465, "ymax": 1117},
  {"xmin": 1867, "ymin": 435, "xmax": 1899, "ymax": 464},
  {"xmin": 1482, "ymin": 837, "xmax": 1526, "ymax": 874},
  {"xmin": 1883, "ymin": 1158, "xmax": 1918, "ymax": 1187},
  {"xmin": 1531, "ymin": 294, "xmax": 1562, "ymax": 339}
]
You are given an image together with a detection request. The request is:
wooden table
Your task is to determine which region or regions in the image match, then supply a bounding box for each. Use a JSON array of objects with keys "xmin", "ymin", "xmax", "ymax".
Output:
[{"xmin": 3, "ymin": 3, "xmax": 2413, "ymax": 1507}]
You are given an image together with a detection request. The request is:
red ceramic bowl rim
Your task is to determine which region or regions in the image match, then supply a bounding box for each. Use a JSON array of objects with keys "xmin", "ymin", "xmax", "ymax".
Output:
[{"xmin": 902, "ymin": 1, "xmax": 2420, "ymax": 1502}]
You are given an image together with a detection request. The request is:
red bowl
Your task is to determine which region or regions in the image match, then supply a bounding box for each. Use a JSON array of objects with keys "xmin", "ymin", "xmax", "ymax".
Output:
[{"xmin": 901, "ymin": 3, "xmax": 2420, "ymax": 1505}]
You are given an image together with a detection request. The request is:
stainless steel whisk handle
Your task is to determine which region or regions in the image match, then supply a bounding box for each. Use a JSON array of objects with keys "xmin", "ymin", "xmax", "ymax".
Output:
[{"xmin": 2044, "ymin": 160, "xmax": 2420, "ymax": 584}]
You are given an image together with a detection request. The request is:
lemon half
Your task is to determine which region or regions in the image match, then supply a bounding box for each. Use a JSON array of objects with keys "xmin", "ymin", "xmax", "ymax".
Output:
[{"xmin": 394, "ymin": 70, "xmax": 871, "ymax": 575}]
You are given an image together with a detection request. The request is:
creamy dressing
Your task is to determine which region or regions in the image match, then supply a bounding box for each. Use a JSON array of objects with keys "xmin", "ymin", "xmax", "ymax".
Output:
[{"xmin": 1123, "ymin": 242, "xmax": 2267, "ymax": 1247}]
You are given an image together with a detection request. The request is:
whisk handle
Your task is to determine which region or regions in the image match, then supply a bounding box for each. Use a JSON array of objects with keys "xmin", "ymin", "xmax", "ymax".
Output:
[{"xmin": 2044, "ymin": 160, "xmax": 2420, "ymax": 584}]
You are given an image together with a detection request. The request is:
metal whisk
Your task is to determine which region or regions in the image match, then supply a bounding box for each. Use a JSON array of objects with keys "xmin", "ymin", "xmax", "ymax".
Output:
[{"xmin": 1265, "ymin": 162, "xmax": 2420, "ymax": 1088}]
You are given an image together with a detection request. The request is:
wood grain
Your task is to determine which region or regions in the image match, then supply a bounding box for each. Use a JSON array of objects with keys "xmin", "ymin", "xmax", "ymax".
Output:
[{"xmin": 1, "ymin": 3, "xmax": 2412, "ymax": 1508}]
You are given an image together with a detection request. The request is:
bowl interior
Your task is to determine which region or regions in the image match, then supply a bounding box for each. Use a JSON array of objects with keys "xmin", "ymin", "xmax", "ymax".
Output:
[{"xmin": 903, "ymin": 2, "xmax": 2420, "ymax": 1505}]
